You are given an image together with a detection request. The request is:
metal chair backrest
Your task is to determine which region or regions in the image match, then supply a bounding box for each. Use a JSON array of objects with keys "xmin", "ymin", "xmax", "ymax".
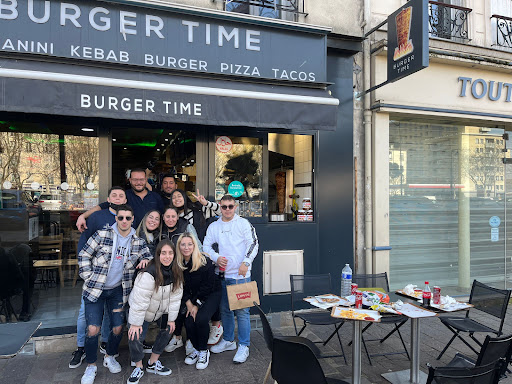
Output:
[
  {"xmin": 289, "ymin": 274, "xmax": 332, "ymax": 314},
  {"xmin": 254, "ymin": 302, "xmax": 274, "ymax": 352},
  {"xmin": 38, "ymin": 234, "xmax": 63, "ymax": 260},
  {"xmin": 426, "ymin": 359, "xmax": 503, "ymax": 384},
  {"xmin": 469, "ymin": 280, "xmax": 511, "ymax": 335},
  {"xmin": 476, "ymin": 334, "xmax": 512, "ymax": 376},
  {"xmin": 272, "ymin": 338, "xmax": 328, "ymax": 384},
  {"xmin": 352, "ymin": 272, "xmax": 390, "ymax": 292}
]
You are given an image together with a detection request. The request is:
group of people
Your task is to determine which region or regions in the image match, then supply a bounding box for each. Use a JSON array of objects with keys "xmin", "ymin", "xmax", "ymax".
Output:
[{"xmin": 74, "ymin": 168, "xmax": 259, "ymax": 384}]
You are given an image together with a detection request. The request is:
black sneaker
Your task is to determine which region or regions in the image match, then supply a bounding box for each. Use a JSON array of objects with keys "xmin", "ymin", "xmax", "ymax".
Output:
[
  {"xmin": 142, "ymin": 341, "xmax": 153, "ymax": 354},
  {"xmin": 99, "ymin": 342, "xmax": 107, "ymax": 355},
  {"xmin": 146, "ymin": 360, "xmax": 172, "ymax": 376},
  {"xmin": 127, "ymin": 367, "xmax": 144, "ymax": 384},
  {"xmin": 68, "ymin": 347, "xmax": 85, "ymax": 369}
]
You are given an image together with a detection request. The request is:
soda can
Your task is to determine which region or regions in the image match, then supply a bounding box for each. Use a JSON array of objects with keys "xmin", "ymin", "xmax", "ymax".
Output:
[
  {"xmin": 351, "ymin": 283, "xmax": 358, "ymax": 295},
  {"xmin": 433, "ymin": 286, "xmax": 441, "ymax": 305},
  {"xmin": 355, "ymin": 291, "xmax": 363, "ymax": 309}
]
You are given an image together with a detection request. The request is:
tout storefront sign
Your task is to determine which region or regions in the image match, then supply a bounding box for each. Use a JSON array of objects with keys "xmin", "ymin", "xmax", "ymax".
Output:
[{"xmin": 0, "ymin": 0, "xmax": 327, "ymax": 82}]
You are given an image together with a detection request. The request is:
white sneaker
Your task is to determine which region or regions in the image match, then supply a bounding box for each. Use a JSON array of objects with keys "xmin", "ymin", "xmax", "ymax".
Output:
[
  {"xmin": 81, "ymin": 365, "xmax": 97, "ymax": 384},
  {"xmin": 164, "ymin": 336, "xmax": 183, "ymax": 353},
  {"xmin": 210, "ymin": 339, "xmax": 237, "ymax": 354},
  {"xmin": 184, "ymin": 349, "xmax": 199, "ymax": 365},
  {"xmin": 103, "ymin": 355, "xmax": 122, "ymax": 373},
  {"xmin": 207, "ymin": 324, "xmax": 224, "ymax": 345},
  {"xmin": 185, "ymin": 339, "xmax": 194, "ymax": 356},
  {"xmin": 146, "ymin": 359, "xmax": 172, "ymax": 376},
  {"xmin": 233, "ymin": 345, "xmax": 249, "ymax": 364},
  {"xmin": 196, "ymin": 350, "xmax": 210, "ymax": 370}
]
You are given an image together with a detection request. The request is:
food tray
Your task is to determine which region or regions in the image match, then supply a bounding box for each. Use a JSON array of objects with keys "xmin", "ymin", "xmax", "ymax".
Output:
[
  {"xmin": 396, "ymin": 289, "xmax": 422, "ymax": 300},
  {"xmin": 330, "ymin": 307, "xmax": 381, "ymax": 322},
  {"xmin": 304, "ymin": 294, "xmax": 352, "ymax": 309},
  {"xmin": 429, "ymin": 302, "xmax": 473, "ymax": 312}
]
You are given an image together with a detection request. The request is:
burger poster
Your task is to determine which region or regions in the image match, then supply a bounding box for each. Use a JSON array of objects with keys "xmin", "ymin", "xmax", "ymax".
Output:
[{"xmin": 387, "ymin": 0, "xmax": 429, "ymax": 83}]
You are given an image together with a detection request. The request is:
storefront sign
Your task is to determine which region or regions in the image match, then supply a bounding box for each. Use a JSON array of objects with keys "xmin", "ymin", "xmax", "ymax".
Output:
[
  {"xmin": 0, "ymin": 0, "xmax": 327, "ymax": 83},
  {"xmin": 387, "ymin": 0, "xmax": 429, "ymax": 83},
  {"xmin": 458, "ymin": 77, "xmax": 512, "ymax": 102},
  {"xmin": 216, "ymin": 136, "xmax": 233, "ymax": 153},
  {"xmin": 228, "ymin": 181, "xmax": 244, "ymax": 198}
]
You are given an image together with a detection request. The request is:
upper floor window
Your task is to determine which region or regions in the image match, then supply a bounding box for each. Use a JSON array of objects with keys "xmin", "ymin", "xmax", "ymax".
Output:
[
  {"xmin": 224, "ymin": 0, "xmax": 305, "ymax": 21},
  {"xmin": 428, "ymin": 0, "xmax": 471, "ymax": 42}
]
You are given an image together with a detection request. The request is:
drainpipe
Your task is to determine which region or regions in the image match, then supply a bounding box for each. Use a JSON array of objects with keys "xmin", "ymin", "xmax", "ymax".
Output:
[{"xmin": 363, "ymin": 0, "xmax": 373, "ymax": 274}]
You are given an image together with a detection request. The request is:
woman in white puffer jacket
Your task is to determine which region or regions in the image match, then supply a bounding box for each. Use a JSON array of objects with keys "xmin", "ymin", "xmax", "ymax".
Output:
[{"xmin": 127, "ymin": 239, "xmax": 183, "ymax": 384}]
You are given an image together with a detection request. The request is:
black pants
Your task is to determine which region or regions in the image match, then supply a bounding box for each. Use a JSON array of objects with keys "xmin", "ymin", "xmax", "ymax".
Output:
[
  {"xmin": 128, "ymin": 320, "xmax": 172, "ymax": 363},
  {"xmin": 184, "ymin": 289, "xmax": 222, "ymax": 351}
]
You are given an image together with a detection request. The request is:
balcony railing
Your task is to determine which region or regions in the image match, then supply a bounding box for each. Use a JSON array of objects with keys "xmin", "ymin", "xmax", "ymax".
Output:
[
  {"xmin": 428, "ymin": 1, "xmax": 471, "ymax": 41},
  {"xmin": 491, "ymin": 14, "xmax": 512, "ymax": 48},
  {"xmin": 220, "ymin": 0, "xmax": 307, "ymax": 20}
]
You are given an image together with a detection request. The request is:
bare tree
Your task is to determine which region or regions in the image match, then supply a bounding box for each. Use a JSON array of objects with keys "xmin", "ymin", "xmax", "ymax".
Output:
[{"xmin": 65, "ymin": 137, "xmax": 99, "ymax": 191}]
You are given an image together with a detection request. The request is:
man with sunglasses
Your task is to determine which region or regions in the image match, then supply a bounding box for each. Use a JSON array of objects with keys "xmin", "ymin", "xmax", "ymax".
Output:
[
  {"xmin": 203, "ymin": 195, "xmax": 259, "ymax": 364},
  {"xmin": 78, "ymin": 204, "xmax": 152, "ymax": 384}
]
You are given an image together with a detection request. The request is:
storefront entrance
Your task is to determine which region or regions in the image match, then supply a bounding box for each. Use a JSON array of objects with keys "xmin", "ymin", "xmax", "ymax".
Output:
[{"xmin": 389, "ymin": 120, "xmax": 512, "ymax": 295}]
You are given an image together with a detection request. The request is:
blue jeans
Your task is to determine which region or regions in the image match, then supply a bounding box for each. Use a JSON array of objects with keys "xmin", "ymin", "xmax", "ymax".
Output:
[
  {"xmin": 220, "ymin": 277, "xmax": 251, "ymax": 347},
  {"xmin": 77, "ymin": 298, "xmax": 111, "ymax": 347},
  {"xmin": 84, "ymin": 286, "xmax": 125, "ymax": 364}
]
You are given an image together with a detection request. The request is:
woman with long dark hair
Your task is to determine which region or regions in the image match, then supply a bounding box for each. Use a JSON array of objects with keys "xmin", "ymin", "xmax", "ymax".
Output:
[
  {"xmin": 126, "ymin": 240, "xmax": 183, "ymax": 384},
  {"xmin": 160, "ymin": 206, "xmax": 202, "ymax": 250},
  {"xmin": 169, "ymin": 189, "xmax": 207, "ymax": 241}
]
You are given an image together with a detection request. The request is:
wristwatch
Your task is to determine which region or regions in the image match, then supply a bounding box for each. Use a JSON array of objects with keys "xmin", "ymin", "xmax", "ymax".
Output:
[{"xmin": 243, "ymin": 261, "xmax": 250, "ymax": 267}]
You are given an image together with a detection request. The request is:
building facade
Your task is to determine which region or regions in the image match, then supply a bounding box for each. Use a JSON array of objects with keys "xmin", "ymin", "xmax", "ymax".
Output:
[
  {"xmin": 0, "ymin": 0, "xmax": 363, "ymax": 331},
  {"xmin": 363, "ymin": 0, "xmax": 512, "ymax": 294}
]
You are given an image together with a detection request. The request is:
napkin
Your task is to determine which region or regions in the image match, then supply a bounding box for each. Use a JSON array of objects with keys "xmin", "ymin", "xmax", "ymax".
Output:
[{"xmin": 403, "ymin": 284, "xmax": 417, "ymax": 295}]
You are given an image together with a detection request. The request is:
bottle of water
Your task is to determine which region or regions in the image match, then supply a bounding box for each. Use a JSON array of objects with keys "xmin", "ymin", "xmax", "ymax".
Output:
[{"xmin": 341, "ymin": 264, "xmax": 352, "ymax": 297}]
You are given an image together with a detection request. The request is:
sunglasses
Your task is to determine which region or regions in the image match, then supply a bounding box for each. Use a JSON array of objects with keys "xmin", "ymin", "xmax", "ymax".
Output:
[
  {"xmin": 220, "ymin": 204, "xmax": 235, "ymax": 210},
  {"xmin": 117, "ymin": 216, "xmax": 133, "ymax": 221}
]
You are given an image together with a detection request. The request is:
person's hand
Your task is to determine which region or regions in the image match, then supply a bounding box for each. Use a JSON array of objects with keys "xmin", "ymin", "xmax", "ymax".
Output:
[
  {"xmin": 191, "ymin": 189, "xmax": 208, "ymax": 206},
  {"xmin": 128, "ymin": 325, "xmax": 143, "ymax": 341},
  {"xmin": 217, "ymin": 256, "xmax": 228, "ymax": 268},
  {"xmin": 186, "ymin": 301, "xmax": 198, "ymax": 321},
  {"xmin": 167, "ymin": 321, "xmax": 176, "ymax": 334},
  {"xmin": 76, "ymin": 214, "xmax": 87, "ymax": 233},
  {"xmin": 136, "ymin": 259, "xmax": 149, "ymax": 269},
  {"xmin": 238, "ymin": 263, "xmax": 248, "ymax": 277}
]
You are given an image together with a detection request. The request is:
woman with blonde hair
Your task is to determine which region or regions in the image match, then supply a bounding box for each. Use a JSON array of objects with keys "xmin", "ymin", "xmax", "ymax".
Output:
[
  {"xmin": 126, "ymin": 239, "xmax": 183, "ymax": 384},
  {"xmin": 135, "ymin": 210, "xmax": 162, "ymax": 256},
  {"xmin": 169, "ymin": 232, "xmax": 221, "ymax": 370}
]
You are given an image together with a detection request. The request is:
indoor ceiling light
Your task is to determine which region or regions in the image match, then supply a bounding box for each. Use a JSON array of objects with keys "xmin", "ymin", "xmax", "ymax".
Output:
[{"xmin": 81, "ymin": 127, "xmax": 94, "ymax": 132}]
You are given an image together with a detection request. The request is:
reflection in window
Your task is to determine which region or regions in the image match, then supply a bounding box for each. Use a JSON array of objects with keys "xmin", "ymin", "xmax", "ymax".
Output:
[{"xmin": 215, "ymin": 136, "xmax": 263, "ymax": 217}]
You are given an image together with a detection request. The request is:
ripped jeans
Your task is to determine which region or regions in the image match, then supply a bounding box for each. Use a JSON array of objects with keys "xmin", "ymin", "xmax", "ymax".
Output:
[{"xmin": 83, "ymin": 285, "xmax": 125, "ymax": 364}]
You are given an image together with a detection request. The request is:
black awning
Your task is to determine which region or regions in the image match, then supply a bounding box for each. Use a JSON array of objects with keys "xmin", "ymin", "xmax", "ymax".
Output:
[{"xmin": 0, "ymin": 58, "xmax": 338, "ymax": 131}]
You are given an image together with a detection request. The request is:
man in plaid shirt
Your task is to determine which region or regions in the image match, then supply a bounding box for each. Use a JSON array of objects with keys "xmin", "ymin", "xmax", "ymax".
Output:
[{"xmin": 78, "ymin": 204, "xmax": 152, "ymax": 384}]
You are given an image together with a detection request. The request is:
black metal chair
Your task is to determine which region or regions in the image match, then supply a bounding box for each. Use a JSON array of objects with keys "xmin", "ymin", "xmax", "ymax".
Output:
[
  {"xmin": 426, "ymin": 359, "xmax": 504, "ymax": 384},
  {"xmin": 446, "ymin": 334, "xmax": 512, "ymax": 380},
  {"xmin": 253, "ymin": 302, "xmax": 322, "ymax": 384},
  {"xmin": 289, "ymin": 274, "xmax": 346, "ymax": 363},
  {"xmin": 272, "ymin": 338, "xmax": 350, "ymax": 384},
  {"xmin": 349, "ymin": 272, "xmax": 410, "ymax": 365},
  {"xmin": 436, "ymin": 280, "xmax": 511, "ymax": 360}
]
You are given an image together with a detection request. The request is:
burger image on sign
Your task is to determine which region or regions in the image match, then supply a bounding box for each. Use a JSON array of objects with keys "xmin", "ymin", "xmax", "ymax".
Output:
[{"xmin": 216, "ymin": 136, "xmax": 233, "ymax": 153}]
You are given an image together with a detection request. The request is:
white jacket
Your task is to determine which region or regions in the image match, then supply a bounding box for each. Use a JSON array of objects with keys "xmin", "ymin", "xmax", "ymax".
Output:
[{"xmin": 128, "ymin": 271, "xmax": 183, "ymax": 326}]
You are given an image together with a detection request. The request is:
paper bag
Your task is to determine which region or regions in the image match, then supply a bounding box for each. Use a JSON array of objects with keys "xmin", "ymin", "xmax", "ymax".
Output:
[{"xmin": 226, "ymin": 281, "xmax": 260, "ymax": 310}]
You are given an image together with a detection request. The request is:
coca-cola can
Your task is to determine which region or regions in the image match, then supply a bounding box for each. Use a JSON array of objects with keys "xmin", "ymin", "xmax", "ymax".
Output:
[
  {"xmin": 433, "ymin": 286, "xmax": 441, "ymax": 305},
  {"xmin": 355, "ymin": 291, "xmax": 363, "ymax": 309},
  {"xmin": 351, "ymin": 283, "xmax": 358, "ymax": 295}
]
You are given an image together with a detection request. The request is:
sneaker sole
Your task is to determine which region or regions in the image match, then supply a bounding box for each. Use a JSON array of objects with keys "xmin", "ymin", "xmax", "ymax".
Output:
[
  {"xmin": 146, "ymin": 368, "xmax": 172, "ymax": 376},
  {"xmin": 69, "ymin": 353, "xmax": 86, "ymax": 369},
  {"xmin": 103, "ymin": 360, "xmax": 122, "ymax": 374},
  {"xmin": 196, "ymin": 363, "xmax": 209, "ymax": 370},
  {"xmin": 207, "ymin": 333, "xmax": 223, "ymax": 345}
]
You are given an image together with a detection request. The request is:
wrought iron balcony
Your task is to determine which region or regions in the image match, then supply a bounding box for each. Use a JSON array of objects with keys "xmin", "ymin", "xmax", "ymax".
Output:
[
  {"xmin": 491, "ymin": 14, "xmax": 512, "ymax": 48},
  {"xmin": 219, "ymin": 0, "xmax": 307, "ymax": 20},
  {"xmin": 428, "ymin": 1, "xmax": 471, "ymax": 41}
]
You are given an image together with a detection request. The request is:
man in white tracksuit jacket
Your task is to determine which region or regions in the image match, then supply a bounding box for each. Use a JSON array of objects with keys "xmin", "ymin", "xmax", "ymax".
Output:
[{"xmin": 203, "ymin": 194, "xmax": 259, "ymax": 364}]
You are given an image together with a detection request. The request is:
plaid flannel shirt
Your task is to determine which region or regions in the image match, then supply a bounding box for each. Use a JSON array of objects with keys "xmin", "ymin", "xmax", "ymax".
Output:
[{"xmin": 78, "ymin": 227, "xmax": 152, "ymax": 304}]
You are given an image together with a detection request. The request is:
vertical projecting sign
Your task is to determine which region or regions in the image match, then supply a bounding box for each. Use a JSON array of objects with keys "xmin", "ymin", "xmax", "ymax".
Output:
[{"xmin": 387, "ymin": 0, "xmax": 429, "ymax": 83}]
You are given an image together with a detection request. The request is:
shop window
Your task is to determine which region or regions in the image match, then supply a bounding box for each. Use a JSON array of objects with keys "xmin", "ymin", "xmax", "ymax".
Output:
[
  {"xmin": 268, "ymin": 133, "xmax": 314, "ymax": 222},
  {"xmin": 0, "ymin": 119, "xmax": 99, "ymax": 328},
  {"xmin": 214, "ymin": 135, "xmax": 263, "ymax": 217}
]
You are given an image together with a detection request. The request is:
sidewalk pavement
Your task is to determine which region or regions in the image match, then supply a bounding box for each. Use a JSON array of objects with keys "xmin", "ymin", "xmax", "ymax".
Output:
[{"xmin": 1, "ymin": 307, "xmax": 512, "ymax": 384}]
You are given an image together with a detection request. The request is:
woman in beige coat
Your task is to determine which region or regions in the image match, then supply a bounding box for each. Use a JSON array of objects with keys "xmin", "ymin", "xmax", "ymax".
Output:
[{"xmin": 127, "ymin": 239, "xmax": 183, "ymax": 384}]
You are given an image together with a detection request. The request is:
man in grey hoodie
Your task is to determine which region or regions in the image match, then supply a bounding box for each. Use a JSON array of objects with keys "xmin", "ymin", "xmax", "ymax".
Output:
[{"xmin": 78, "ymin": 204, "xmax": 152, "ymax": 384}]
